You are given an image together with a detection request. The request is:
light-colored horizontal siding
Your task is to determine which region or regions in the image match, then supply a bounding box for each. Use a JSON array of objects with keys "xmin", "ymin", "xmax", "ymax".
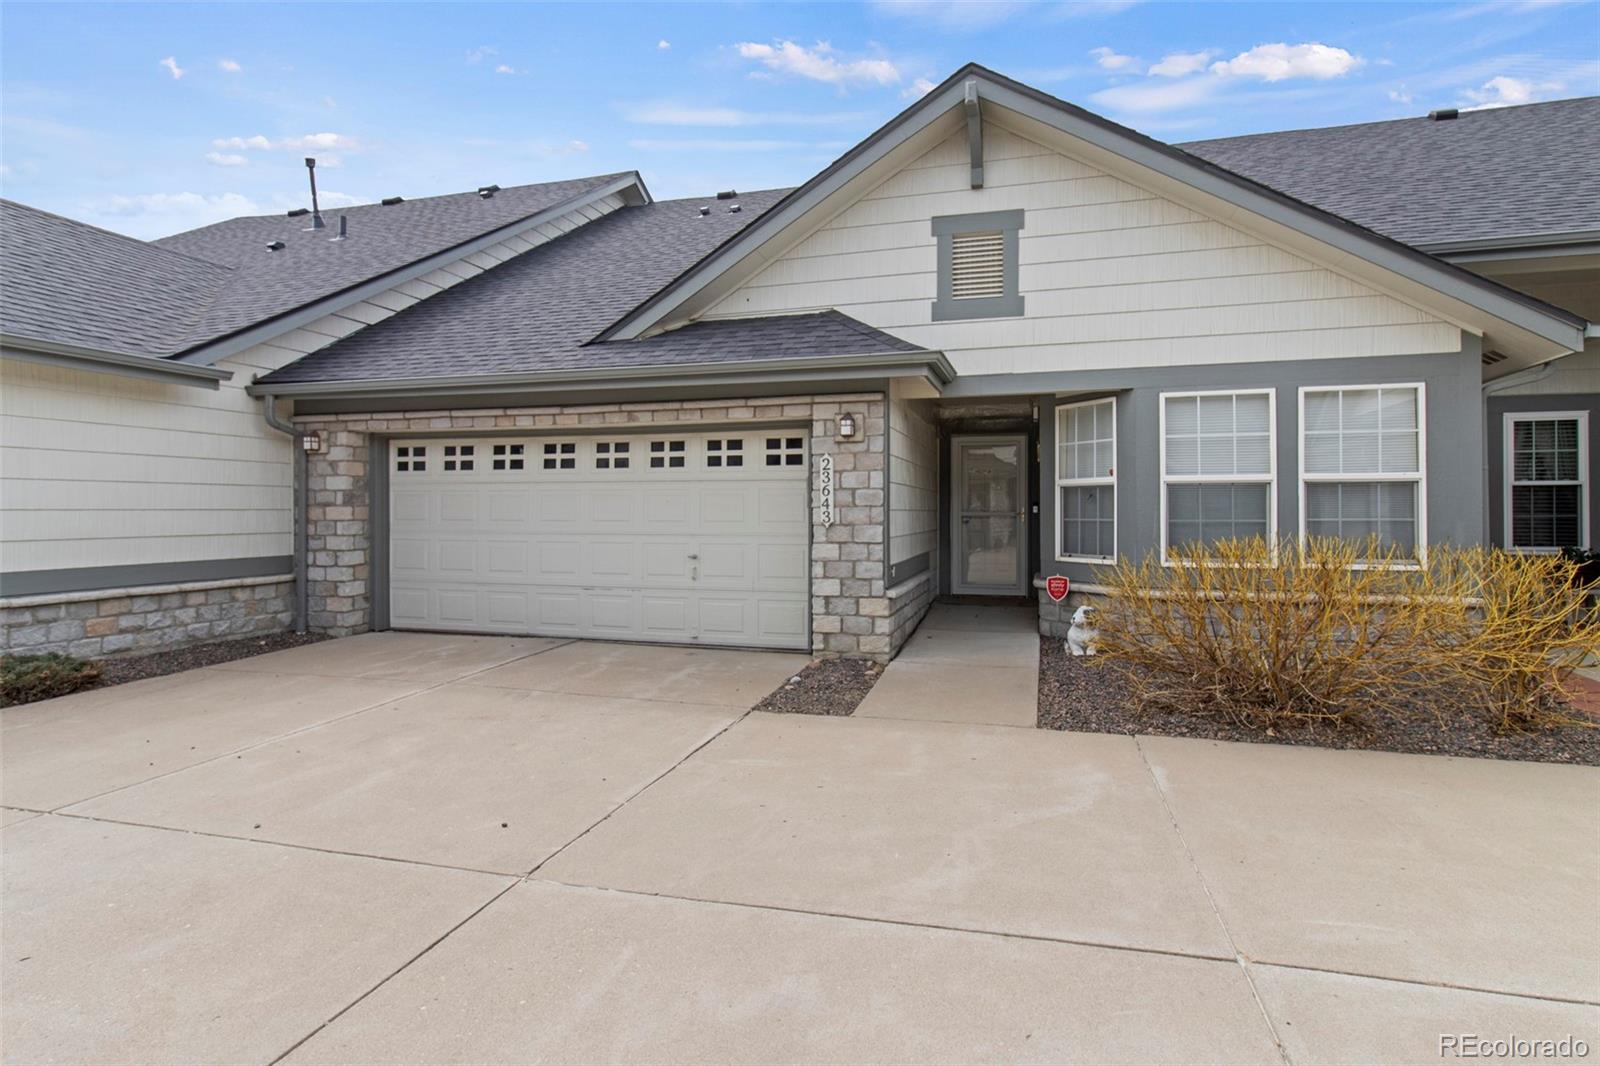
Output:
[
  {"xmin": 0, "ymin": 191, "xmax": 630, "ymax": 577},
  {"xmin": 889, "ymin": 397, "xmax": 938, "ymax": 567},
  {"xmin": 705, "ymin": 125, "xmax": 1458, "ymax": 374},
  {"xmin": 1495, "ymin": 341, "xmax": 1600, "ymax": 396}
]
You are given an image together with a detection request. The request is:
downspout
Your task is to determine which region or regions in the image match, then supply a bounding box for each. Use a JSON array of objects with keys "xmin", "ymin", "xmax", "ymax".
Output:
[
  {"xmin": 258, "ymin": 393, "xmax": 308, "ymax": 634},
  {"xmin": 1481, "ymin": 360, "xmax": 1557, "ymax": 547}
]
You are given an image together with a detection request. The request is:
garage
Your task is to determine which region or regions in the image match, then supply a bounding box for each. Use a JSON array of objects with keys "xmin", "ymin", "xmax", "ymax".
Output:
[{"xmin": 386, "ymin": 430, "xmax": 811, "ymax": 650}]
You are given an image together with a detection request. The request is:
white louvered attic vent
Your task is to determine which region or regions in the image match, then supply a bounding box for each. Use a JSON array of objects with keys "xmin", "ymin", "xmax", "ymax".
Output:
[{"xmin": 949, "ymin": 230, "xmax": 1006, "ymax": 300}]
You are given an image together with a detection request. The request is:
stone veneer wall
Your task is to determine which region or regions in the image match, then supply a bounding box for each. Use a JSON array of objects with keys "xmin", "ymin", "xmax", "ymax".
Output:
[
  {"xmin": 295, "ymin": 391, "xmax": 932, "ymax": 661},
  {"xmin": 1037, "ymin": 586, "xmax": 1102, "ymax": 639},
  {"xmin": 0, "ymin": 576, "xmax": 293, "ymax": 658}
]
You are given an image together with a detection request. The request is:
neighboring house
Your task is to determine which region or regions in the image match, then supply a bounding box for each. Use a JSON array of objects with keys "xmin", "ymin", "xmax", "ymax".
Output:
[{"xmin": 2, "ymin": 65, "xmax": 1595, "ymax": 660}]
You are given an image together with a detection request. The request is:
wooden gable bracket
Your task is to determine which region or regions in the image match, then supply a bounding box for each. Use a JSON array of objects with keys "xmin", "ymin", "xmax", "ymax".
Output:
[{"xmin": 964, "ymin": 78, "xmax": 983, "ymax": 189}]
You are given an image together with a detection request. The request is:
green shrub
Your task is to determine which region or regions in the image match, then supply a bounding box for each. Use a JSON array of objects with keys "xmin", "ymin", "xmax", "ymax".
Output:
[{"xmin": 1, "ymin": 652, "xmax": 103, "ymax": 707}]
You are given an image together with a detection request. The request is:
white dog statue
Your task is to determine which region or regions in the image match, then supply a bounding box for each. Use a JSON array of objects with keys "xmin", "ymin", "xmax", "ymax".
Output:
[{"xmin": 1066, "ymin": 604, "xmax": 1099, "ymax": 657}]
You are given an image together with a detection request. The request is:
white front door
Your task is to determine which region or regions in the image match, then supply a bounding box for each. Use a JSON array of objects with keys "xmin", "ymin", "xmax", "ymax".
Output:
[
  {"xmin": 387, "ymin": 430, "xmax": 810, "ymax": 650},
  {"xmin": 951, "ymin": 434, "xmax": 1027, "ymax": 596}
]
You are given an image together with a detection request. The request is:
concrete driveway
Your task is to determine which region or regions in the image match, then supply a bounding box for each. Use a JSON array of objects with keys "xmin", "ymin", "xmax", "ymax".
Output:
[{"xmin": 3, "ymin": 632, "xmax": 1596, "ymax": 1064}]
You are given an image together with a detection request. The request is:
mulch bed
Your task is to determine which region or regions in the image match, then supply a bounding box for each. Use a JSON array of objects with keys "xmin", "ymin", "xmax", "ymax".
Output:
[
  {"xmin": 1038, "ymin": 636, "xmax": 1600, "ymax": 766},
  {"xmin": 752, "ymin": 658, "xmax": 884, "ymax": 716},
  {"xmin": 90, "ymin": 632, "xmax": 329, "ymax": 691}
]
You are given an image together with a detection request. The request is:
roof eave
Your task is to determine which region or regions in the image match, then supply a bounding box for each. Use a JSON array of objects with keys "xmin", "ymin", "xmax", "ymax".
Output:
[
  {"xmin": 246, "ymin": 350, "xmax": 954, "ymax": 401},
  {"xmin": 600, "ymin": 63, "xmax": 1587, "ymax": 355},
  {"xmin": 171, "ymin": 172, "xmax": 650, "ymax": 368},
  {"xmin": 1, "ymin": 334, "xmax": 231, "ymax": 388}
]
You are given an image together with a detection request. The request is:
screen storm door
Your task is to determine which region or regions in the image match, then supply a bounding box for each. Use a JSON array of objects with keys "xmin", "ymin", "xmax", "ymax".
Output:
[{"xmin": 951, "ymin": 434, "xmax": 1028, "ymax": 595}]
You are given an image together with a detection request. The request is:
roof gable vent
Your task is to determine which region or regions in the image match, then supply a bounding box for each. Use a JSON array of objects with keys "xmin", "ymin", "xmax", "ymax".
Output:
[{"xmin": 948, "ymin": 229, "xmax": 1006, "ymax": 300}]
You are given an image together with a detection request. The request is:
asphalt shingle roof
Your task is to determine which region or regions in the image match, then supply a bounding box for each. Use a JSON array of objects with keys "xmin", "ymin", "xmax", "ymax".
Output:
[
  {"xmin": 1, "ymin": 200, "xmax": 233, "ymax": 357},
  {"xmin": 1180, "ymin": 96, "xmax": 1600, "ymax": 248},
  {"xmin": 152, "ymin": 173, "xmax": 632, "ymax": 349},
  {"xmin": 259, "ymin": 189, "xmax": 816, "ymax": 384}
]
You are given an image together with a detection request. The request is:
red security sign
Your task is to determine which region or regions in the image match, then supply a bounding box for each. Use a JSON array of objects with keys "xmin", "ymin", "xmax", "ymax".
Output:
[{"xmin": 1045, "ymin": 576, "xmax": 1070, "ymax": 602}]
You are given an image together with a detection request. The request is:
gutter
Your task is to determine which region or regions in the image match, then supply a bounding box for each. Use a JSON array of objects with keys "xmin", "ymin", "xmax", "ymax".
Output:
[
  {"xmin": 245, "ymin": 350, "xmax": 956, "ymax": 400},
  {"xmin": 1, "ymin": 334, "xmax": 231, "ymax": 388},
  {"xmin": 1422, "ymin": 229, "xmax": 1600, "ymax": 261},
  {"xmin": 172, "ymin": 172, "xmax": 651, "ymax": 368},
  {"xmin": 257, "ymin": 393, "xmax": 308, "ymax": 635}
]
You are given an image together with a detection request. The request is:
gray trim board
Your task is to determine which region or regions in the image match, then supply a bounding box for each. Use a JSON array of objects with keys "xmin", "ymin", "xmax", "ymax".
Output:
[
  {"xmin": 2, "ymin": 337, "xmax": 230, "ymax": 388},
  {"xmin": 175, "ymin": 173, "xmax": 650, "ymax": 367},
  {"xmin": 370, "ymin": 435, "xmax": 391, "ymax": 631},
  {"xmin": 887, "ymin": 552, "xmax": 930, "ymax": 584},
  {"xmin": 249, "ymin": 351, "xmax": 954, "ymax": 402},
  {"xmin": 931, "ymin": 209, "xmax": 1025, "ymax": 322},
  {"xmin": 600, "ymin": 64, "xmax": 1585, "ymax": 352},
  {"xmin": 964, "ymin": 78, "xmax": 984, "ymax": 188},
  {"xmin": 1, "ymin": 556, "xmax": 293, "ymax": 598}
]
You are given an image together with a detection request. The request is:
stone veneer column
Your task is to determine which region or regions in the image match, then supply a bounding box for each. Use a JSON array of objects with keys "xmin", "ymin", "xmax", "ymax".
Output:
[{"xmin": 294, "ymin": 393, "xmax": 897, "ymax": 658}]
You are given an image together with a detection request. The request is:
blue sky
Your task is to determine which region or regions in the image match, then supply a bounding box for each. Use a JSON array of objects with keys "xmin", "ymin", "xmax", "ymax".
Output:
[{"xmin": 3, "ymin": 1, "xmax": 1597, "ymax": 239}]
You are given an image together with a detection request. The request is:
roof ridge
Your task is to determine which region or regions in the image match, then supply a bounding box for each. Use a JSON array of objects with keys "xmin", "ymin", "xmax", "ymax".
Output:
[
  {"xmin": 0, "ymin": 198, "xmax": 239, "ymax": 274},
  {"xmin": 1178, "ymin": 94, "xmax": 1600, "ymax": 146}
]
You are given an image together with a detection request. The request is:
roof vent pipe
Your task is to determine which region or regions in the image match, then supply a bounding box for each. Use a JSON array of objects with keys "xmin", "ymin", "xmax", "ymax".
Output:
[
  {"xmin": 303, "ymin": 157, "xmax": 326, "ymax": 229},
  {"xmin": 1428, "ymin": 108, "xmax": 1459, "ymax": 121},
  {"xmin": 330, "ymin": 214, "xmax": 348, "ymax": 241}
]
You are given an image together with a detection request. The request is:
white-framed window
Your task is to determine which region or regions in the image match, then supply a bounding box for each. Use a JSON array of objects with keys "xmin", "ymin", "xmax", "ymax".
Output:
[
  {"xmin": 1504, "ymin": 411, "xmax": 1588, "ymax": 551},
  {"xmin": 1055, "ymin": 397, "xmax": 1116, "ymax": 562},
  {"xmin": 1160, "ymin": 389, "xmax": 1276, "ymax": 557},
  {"xmin": 1299, "ymin": 384, "xmax": 1426, "ymax": 561}
]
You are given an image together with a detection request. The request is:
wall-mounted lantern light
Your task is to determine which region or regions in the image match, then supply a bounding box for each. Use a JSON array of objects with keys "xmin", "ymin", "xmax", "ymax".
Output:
[
  {"xmin": 836, "ymin": 412, "xmax": 858, "ymax": 440},
  {"xmin": 300, "ymin": 431, "xmax": 324, "ymax": 454}
]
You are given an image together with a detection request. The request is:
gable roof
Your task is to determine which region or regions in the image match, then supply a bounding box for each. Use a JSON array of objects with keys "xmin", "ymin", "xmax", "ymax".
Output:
[
  {"xmin": 156, "ymin": 173, "xmax": 636, "ymax": 355},
  {"xmin": 597, "ymin": 63, "xmax": 1585, "ymax": 363},
  {"xmin": 1181, "ymin": 97, "xmax": 1600, "ymax": 251},
  {"xmin": 258, "ymin": 189, "xmax": 795, "ymax": 385},
  {"xmin": 1, "ymin": 199, "xmax": 232, "ymax": 358}
]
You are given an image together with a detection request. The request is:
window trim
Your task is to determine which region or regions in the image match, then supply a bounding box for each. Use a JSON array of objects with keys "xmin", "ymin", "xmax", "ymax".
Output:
[
  {"xmin": 1297, "ymin": 382, "xmax": 1428, "ymax": 566},
  {"xmin": 1502, "ymin": 409, "xmax": 1589, "ymax": 553},
  {"xmin": 1054, "ymin": 396, "xmax": 1117, "ymax": 564},
  {"xmin": 930, "ymin": 209, "xmax": 1024, "ymax": 322},
  {"xmin": 1158, "ymin": 388, "xmax": 1278, "ymax": 563}
]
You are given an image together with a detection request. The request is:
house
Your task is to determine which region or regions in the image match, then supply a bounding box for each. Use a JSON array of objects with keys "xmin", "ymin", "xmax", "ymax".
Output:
[{"xmin": 2, "ymin": 65, "xmax": 1595, "ymax": 660}]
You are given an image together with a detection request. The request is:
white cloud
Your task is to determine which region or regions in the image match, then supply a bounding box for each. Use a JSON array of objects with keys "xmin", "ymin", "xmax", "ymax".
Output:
[
  {"xmin": 90, "ymin": 191, "xmax": 261, "ymax": 234},
  {"xmin": 1090, "ymin": 76, "xmax": 1219, "ymax": 113},
  {"xmin": 1460, "ymin": 74, "xmax": 1557, "ymax": 109},
  {"xmin": 322, "ymin": 96, "xmax": 337, "ymax": 109},
  {"xmin": 1387, "ymin": 87, "xmax": 1414, "ymax": 105},
  {"xmin": 465, "ymin": 45, "xmax": 497, "ymax": 64},
  {"xmin": 657, "ymin": 39, "xmax": 671, "ymax": 50},
  {"xmin": 1052, "ymin": 0, "xmax": 1142, "ymax": 17},
  {"xmin": 159, "ymin": 56, "xmax": 184, "ymax": 80},
  {"xmin": 211, "ymin": 132, "xmax": 362, "ymax": 153},
  {"xmin": 1209, "ymin": 43, "xmax": 1363, "ymax": 81},
  {"xmin": 494, "ymin": 64, "xmax": 516, "ymax": 75},
  {"xmin": 213, "ymin": 134, "xmax": 273, "ymax": 150},
  {"xmin": 204, "ymin": 152, "xmax": 248, "ymax": 166},
  {"xmin": 1090, "ymin": 46, "xmax": 1140, "ymax": 72},
  {"xmin": 218, "ymin": 58, "xmax": 242, "ymax": 73},
  {"xmin": 1148, "ymin": 50, "xmax": 1216, "ymax": 77},
  {"xmin": 621, "ymin": 101, "xmax": 872, "ymax": 126},
  {"xmin": 902, "ymin": 76, "xmax": 938, "ymax": 99},
  {"xmin": 734, "ymin": 41, "xmax": 900, "ymax": 86}
]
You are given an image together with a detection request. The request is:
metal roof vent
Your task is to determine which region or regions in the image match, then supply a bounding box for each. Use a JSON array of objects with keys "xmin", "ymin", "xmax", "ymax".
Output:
[
  {"xmin": 716, "ymin": 189, "xmax": 737, "ymax": 200},
  {"xmin": 1428, "ymin": 108, "xmax": 1459, "ymax": 121},
  {"xmin": 698, "ymin": 205, "xmax": 711, "ymax": 217},
  {"xmin": 727, "ymin": 202, "xmax": 741, "ymax": 213},
  {"xmin": 286, "ymin": 208, "xmax": 310, "ymax": 218},
  {"xmin": 381, "ymin": 196, "xmax": 404, "ymax": 206},
  {"xmin": 1482, "ymin": 349, "xmax": 1509, "ymax": 366},
  {"xmin": 478, "ymin": 184, "xmax": 500, "ymax": 199},
  {"xmin": 266, "ymin": 240, "xmax": 286, "ymax": 252},
  {"xmin": 329, "ymin": 215, "xmax": 348, "ymax": 242}
]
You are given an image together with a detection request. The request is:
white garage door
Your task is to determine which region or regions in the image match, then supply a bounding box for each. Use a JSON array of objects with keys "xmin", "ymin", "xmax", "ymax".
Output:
[{"xmin": 387, "ymin": 430, "xmax": 811, "ymax": 650}]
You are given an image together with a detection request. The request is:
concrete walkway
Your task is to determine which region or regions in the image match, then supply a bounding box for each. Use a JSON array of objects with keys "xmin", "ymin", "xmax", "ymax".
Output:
[
  {"xmin": 3, "ymin": 631, "xmax": 1597, "ymax": 1064},
  {"xmin": 856, "ymin": 601, "xmax": 1040, "ymax": 726}
]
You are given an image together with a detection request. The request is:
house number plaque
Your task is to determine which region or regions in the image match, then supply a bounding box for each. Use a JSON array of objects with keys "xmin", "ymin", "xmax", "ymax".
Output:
[{"xmin": 817, "ymin": 453, "xmax": 835, "ymax": 528}]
